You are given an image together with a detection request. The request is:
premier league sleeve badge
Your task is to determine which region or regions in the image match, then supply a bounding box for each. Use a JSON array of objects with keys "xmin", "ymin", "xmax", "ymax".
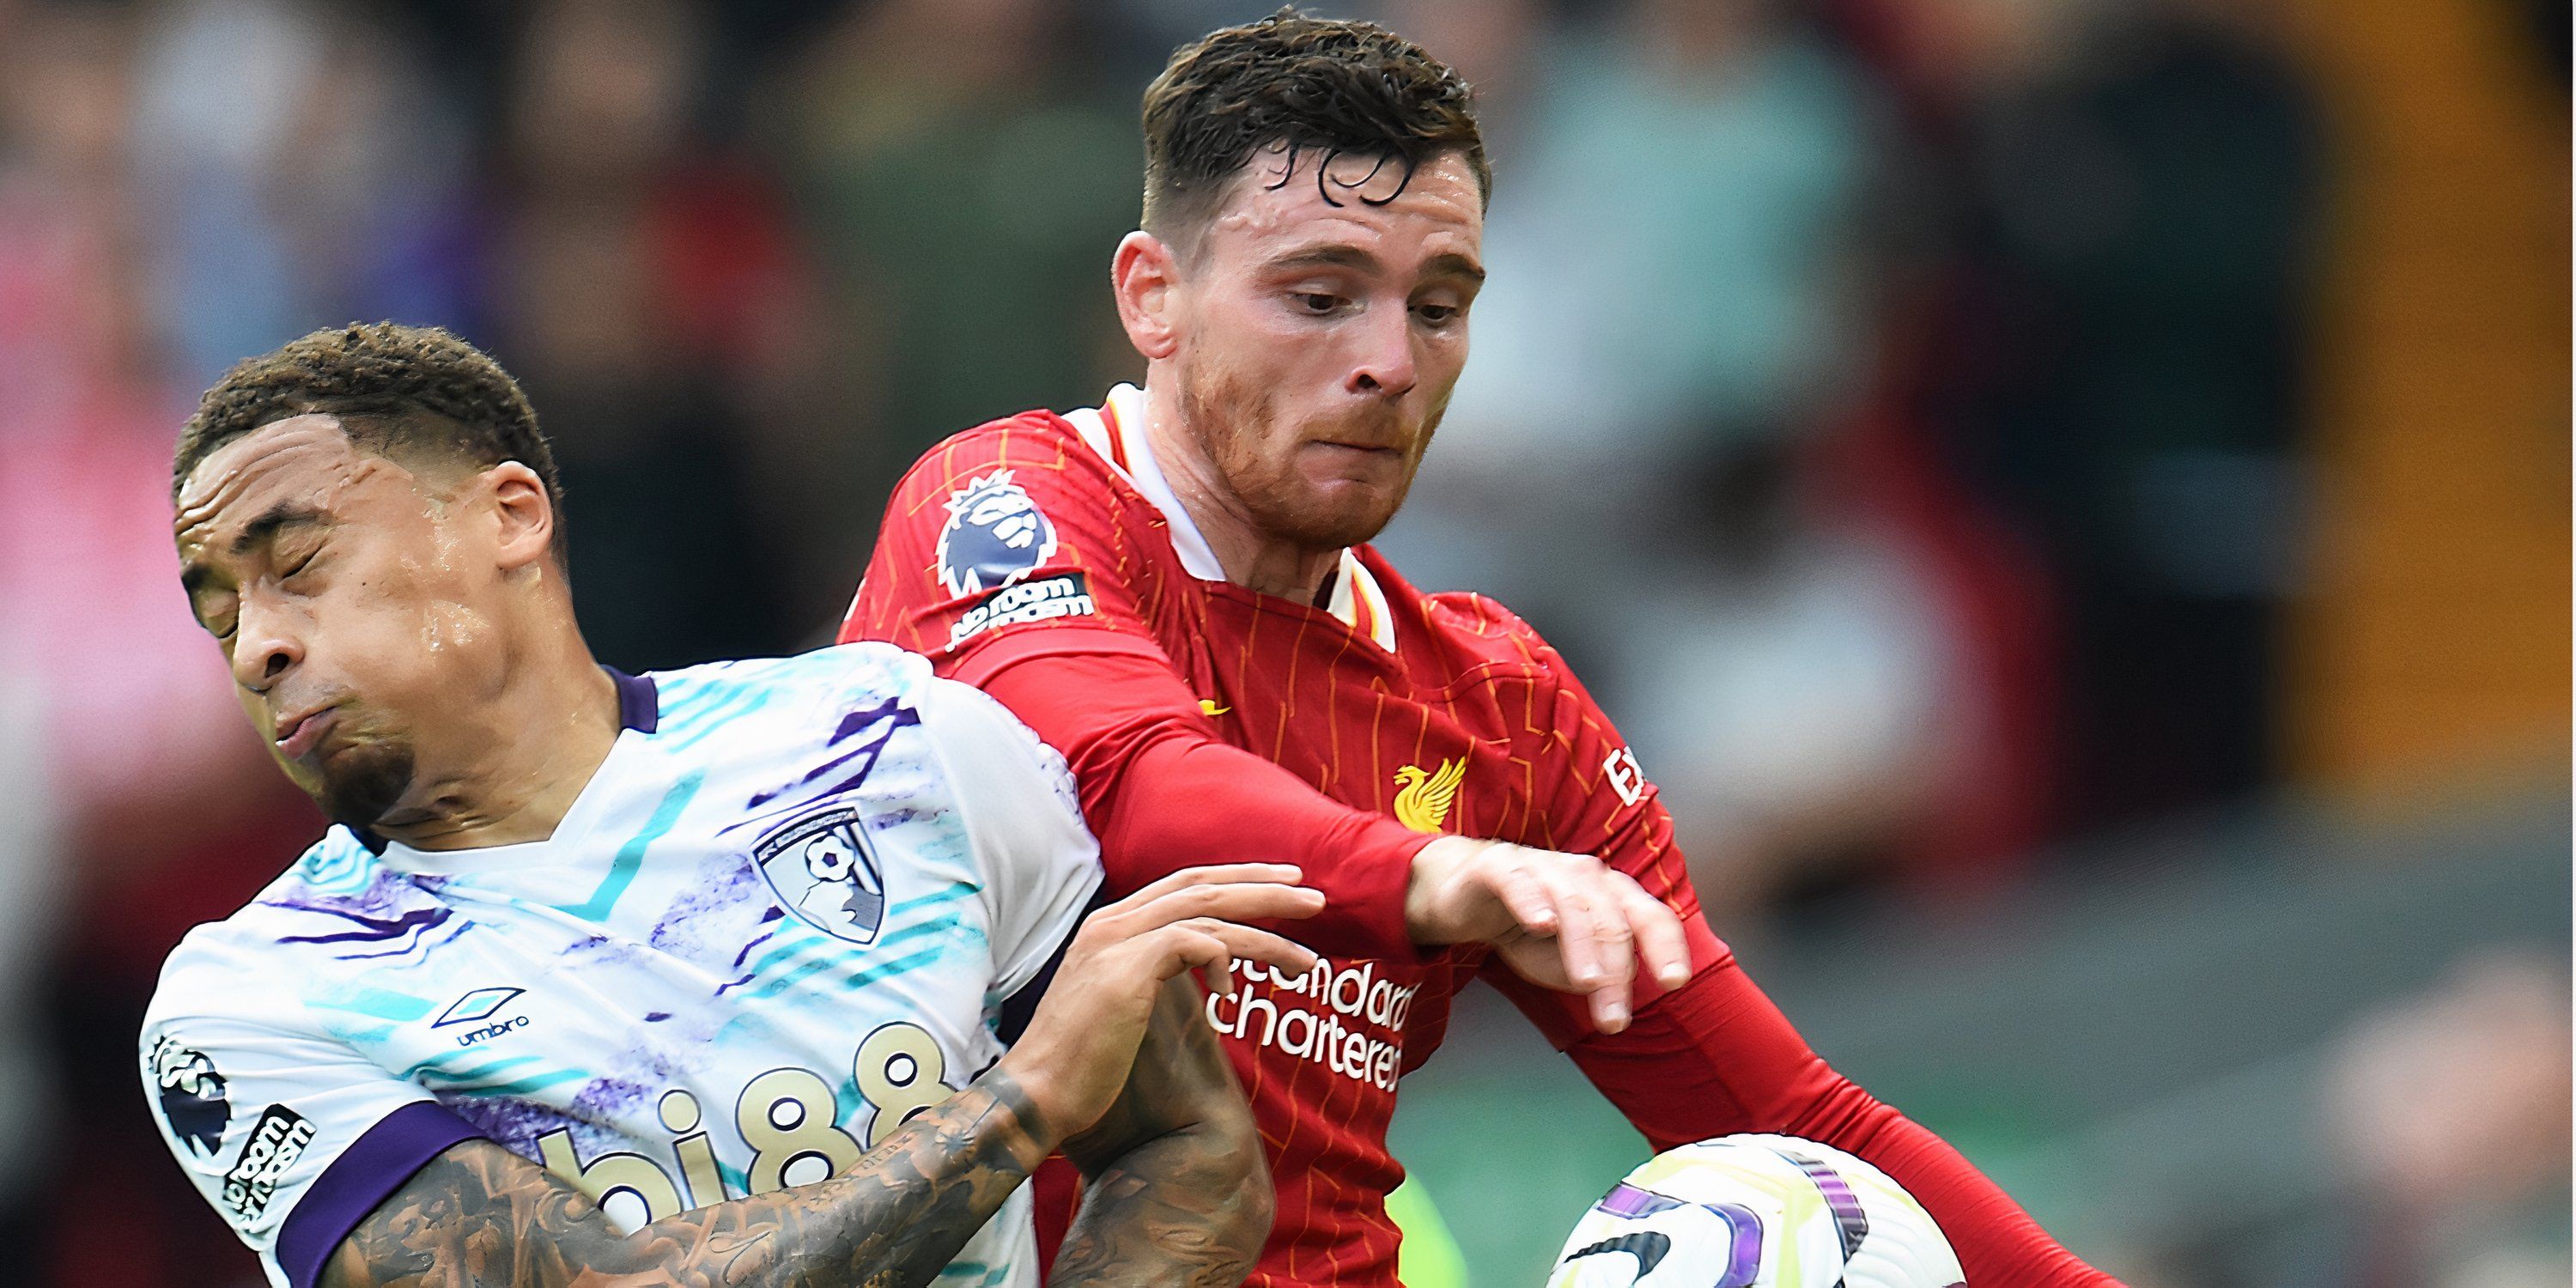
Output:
[{"xmin": 935, "ymin": 470, "xmax": 1060, "ymax": 598}]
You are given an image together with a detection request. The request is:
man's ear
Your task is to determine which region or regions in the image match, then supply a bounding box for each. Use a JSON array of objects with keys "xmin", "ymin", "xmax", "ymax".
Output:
[
  {"xmin": 1113, "ymin": 230, "xmax": 1182, "ymax": 361},
  {"xmin": 483, "ymin": 462, "xmax": 556, "ymax": 572}
]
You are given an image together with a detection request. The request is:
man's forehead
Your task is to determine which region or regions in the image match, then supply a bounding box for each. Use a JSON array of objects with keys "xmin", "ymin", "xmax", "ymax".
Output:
[
  {"xmin": 1210, "ymin": 148, "xmax": 1484, "ymax": 259},
  {"xmin": 174, "ymin": 415, "xmax": 367, "ymax": 544}
]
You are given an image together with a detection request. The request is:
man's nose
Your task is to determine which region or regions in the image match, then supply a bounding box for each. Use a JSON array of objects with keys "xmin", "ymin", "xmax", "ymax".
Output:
[
  {"xmin": 232, "ymin": 607, "xmax": 302, "ymax": 693},
  {"xmin": 1348, "ymin": 307, "xmax": 1418, "ymax": 399}
]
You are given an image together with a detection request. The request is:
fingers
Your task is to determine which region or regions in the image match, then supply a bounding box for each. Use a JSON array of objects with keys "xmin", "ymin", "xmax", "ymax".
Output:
[
  {"xmin": 1164, "ymin": 927, "xmax": 1236, "ymax": 996},
  {"xmin": 1491, "ymin": 859, "xmax": 1564, "ymax": 938},
  {"xmin": 1619, "ymin": 878, "xmax": 1694, "ymax": 989},
  {"xmin": 1560, "ymin": 880, "xmax": 1636, "ymax": 1033},
  {"xmin": 1157, "ymin": 921, "xmax": 1319, "ymax": 993},
  {"xmin": 1492, "ymin": 848, "xmax": 1688, "ymax": 1034},
  {"xmin": 1137, "ymin": 880, "xmax": 1326, "ymax": 929},
  {"xmin": 1122, "ymin": 863, "xmax": 1306, "ymax": 904},
  {"xmin": 1097, "ymin": 866, "xmax": 1322, "ymax": 931}
]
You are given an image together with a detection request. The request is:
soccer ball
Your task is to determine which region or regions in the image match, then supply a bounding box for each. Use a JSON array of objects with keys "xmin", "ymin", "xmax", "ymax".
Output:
[{"xmin": 1546, "ymin": 1134, "xmax": 1965, "ymax": 1288}]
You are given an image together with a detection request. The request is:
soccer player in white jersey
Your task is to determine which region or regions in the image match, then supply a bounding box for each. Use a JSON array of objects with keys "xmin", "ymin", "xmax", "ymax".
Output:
[{"xmin": 148, "ymin": 322, "xmax": 1317, "ymax": 1288}]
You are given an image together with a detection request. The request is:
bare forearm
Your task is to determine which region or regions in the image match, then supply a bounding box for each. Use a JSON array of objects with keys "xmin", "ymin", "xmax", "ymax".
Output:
[
  {"xmin": 1049, "ymin": 1118, "xmax": 1270, "ymax": 1287},
  {"xmin": 322, "ymin": 1071, "xmax": 1054, "ymax": 1288},
  {"xmin": 1044, "ymin": 975, "xmax": 1272, "ymax": 1287}
]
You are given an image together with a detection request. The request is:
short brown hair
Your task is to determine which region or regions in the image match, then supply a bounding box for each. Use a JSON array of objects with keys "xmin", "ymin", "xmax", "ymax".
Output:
[
  {"xmin": 1140, "ymin": 7, "xmax": 1488, "ymax": 255},
  {"xmin": 174, "ymin": 322, "xmax": 568, "ymax": 562}
]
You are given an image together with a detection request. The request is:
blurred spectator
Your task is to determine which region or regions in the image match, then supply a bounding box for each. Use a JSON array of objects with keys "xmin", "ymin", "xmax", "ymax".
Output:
[
  {"xmin": 1881, "ymin": 0, "xmax": 2326, "ymax": 836},
  {"xmin": 780, "ymin": 0, "xmax": 1140, "ymax": 516},
  {"xmin": 127, "ymin": 0, "xmax": 477, "ymax": 386},
  {"xmin": 492, "ymin": 0, "xmax": 830, "ymax": 665},
  {"xmin": 2324, "ymin": 949, "xmax": 2572, "ymax": 1288}
]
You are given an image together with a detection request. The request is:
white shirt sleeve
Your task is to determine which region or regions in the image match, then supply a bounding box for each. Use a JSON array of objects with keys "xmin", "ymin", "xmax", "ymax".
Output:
[
  {"xmin": 141, "ymin": 927, "xmax": 478, "ymax": 1288},
  {"xmin": 913, "ymin": 675, "xmax": 1104, "ymax": 999}
]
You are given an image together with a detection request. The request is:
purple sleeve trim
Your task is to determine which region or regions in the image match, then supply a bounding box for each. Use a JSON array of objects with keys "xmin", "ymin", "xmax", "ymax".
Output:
[
  {"xmin": 275, "ymin": 1101, "xmax": 484, "ymax": 1288},
  {"xmin": 605, "ymin": 667, "xmax": 660, "ymax": 733}
]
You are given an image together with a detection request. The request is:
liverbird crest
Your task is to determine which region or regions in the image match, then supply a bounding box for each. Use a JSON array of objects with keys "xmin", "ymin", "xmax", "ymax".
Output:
[{"xmin": 1392, "ymin": 756, "xmax": 1467, "ymax": 834}]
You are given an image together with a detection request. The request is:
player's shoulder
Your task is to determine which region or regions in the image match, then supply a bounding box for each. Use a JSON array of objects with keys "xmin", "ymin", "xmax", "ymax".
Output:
[
  {"xmin": 1361, "ymin": 547, "xmax": 1570, "ymax": 674},
  {"xmin": 896, "ymin": 407, "xmax": 1125, "ymax": 502},
  {"xmin": 147, "ymin": 828, "xmax": 412, "ymax": 1024},
  {"xmin": 644, "ymin": 644, "xmax": 936, "ymax": 740}
]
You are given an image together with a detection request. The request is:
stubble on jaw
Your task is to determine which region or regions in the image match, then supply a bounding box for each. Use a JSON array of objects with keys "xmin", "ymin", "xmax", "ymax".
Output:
[{"xmin": 1175, "ymin": 358, "xmax": 1432, "ymax": 554}]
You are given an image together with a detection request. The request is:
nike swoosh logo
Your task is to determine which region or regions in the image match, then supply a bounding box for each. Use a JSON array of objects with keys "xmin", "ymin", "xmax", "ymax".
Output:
[
  {"xmin": 1564, "ymin": 1231, "xmax": 1672, "ymax": 1278},
  {"xmin": 1199, "ymin": 699, "xmax": 1230, "ymax": 717}
]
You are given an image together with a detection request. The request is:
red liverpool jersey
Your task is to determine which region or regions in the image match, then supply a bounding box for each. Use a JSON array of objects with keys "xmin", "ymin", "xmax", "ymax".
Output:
[
  {"xmin": 842, "ymin": 386, "xmax": 2117, "ymax": 1288},
  {"xmin": 843, "ymin": 384, "xmax": 1710, "ymax": 1285}
]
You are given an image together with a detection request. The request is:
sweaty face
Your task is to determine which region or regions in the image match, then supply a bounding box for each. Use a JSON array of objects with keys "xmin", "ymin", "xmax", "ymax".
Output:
[
  {"xmin": 174, "ymin": 416, "xmax": 506, "ymax": 829},
  {"xmin": 1169, "ymin": 147, "xmax": 1485, "ymax": 550}
]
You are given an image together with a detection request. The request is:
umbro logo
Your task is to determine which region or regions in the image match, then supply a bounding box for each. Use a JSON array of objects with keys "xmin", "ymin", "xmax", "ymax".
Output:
[{"xmin": 434, "ymin": 987, "xmax": 531, "ymax": 1047}]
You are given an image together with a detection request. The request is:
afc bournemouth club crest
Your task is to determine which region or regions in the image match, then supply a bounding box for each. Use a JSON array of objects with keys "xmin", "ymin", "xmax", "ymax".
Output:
[
  {"xmin": 936, "ymin": 470, "xmax": 1058, "ymax": 598},
  {"xmin": 754, "ymin": 807, "xmax": 888, "ymax": 945}
]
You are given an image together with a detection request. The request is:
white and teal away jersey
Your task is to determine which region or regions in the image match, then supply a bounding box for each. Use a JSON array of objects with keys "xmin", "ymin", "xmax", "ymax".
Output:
[{"xmin": 139, "ymin": 644, "xmax": 1101, "ymax": 1288}]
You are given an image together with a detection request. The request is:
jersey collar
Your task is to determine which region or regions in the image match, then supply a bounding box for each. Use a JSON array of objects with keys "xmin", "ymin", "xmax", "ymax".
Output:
[
  {"xmin": 606, "ymin": 666, "xmax": 659, "ymax": 733},
  {"xmin": 1066, "ymin": 384, "xmax": 1397, "ymax": 653}
]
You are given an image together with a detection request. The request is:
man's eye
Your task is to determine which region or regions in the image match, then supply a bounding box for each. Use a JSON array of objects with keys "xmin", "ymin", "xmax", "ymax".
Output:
[
  {"xmin": 1414, "ymin": 303, "xmax": 1459, "ymax": 325},
  {"xmin": 280, "ymin": 548, "xmax": 321, "ymax": 581},
  {"xmin": 1292, "ymin": 293, "xmax": 1342, "ymax": 315}
]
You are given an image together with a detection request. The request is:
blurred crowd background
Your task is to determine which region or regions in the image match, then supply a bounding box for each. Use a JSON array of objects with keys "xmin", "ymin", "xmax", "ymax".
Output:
[{"xmin": 0, "ymin": 0, "xmax": 2563, "ymax": 1285}]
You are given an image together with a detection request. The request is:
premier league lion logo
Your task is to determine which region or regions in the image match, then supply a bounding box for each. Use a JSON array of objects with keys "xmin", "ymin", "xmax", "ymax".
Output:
[
  {"xmin": 149, "ymin": 1034, "xmax": 231, "ymax": 1157},
  {"xmin": 936, "ymin": 470, "xmax": 1058, "ymax": 598},
  {"xmin": 753, "ymin": 806, "xmax": 888, "ymax": 945}
]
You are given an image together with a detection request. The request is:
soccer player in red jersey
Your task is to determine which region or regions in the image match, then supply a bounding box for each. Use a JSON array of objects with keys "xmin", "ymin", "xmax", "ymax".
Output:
[{"xmin": 843, "ymin": 12, "xmax": 2117, "ymax": 1286}]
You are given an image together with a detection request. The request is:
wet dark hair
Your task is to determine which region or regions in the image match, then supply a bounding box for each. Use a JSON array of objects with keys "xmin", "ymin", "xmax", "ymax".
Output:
[
  {"xmin": 173, "ymin": 322, "xmax": 567, "ymax": 564},
  {"xmin": 1140, "ymin": 6, "xmax": 1489, "ymax": 256}
]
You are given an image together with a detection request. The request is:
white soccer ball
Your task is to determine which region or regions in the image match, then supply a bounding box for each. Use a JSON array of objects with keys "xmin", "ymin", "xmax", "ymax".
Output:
[{"xmin": 1546, "ymin": 1134, "xmax": 1965, "ymax": 1288}]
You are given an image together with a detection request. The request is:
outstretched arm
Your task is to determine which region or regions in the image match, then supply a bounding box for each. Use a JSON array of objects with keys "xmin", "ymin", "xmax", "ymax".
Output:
[
  {"xmin": 1487, "ymin": 657, "xmax": 2120, "ymax": 1286},
  {"xmin": 1050, "ymin": 975, "xmax": 1270, "ymax": 1285},
  {"xmin": 319, "ymin": 1072, "xmax": 1052, "ymax": 1288}
]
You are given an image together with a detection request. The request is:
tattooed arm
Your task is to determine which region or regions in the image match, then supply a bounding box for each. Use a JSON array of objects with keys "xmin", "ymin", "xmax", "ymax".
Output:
[
  {"xmin": 317, "ymin": 865, "xmax": 1317, "ymax": 1288},
  {"xmin": 319, "ymin": 1071, "xmax": 1051, "ymax": 1288},
  {"xmin": 1049, "ymin": 975, "xmax": 1270, "ymax": 1285}
]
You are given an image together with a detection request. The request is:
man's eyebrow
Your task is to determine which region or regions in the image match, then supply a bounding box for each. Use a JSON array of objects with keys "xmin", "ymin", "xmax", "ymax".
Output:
[
  {"xmin": 1421, "ymin": 252, "xmax": 1486, "ymax": 283},
  {"xmin": 231, "ymin": 502, "xmax": 329, "ymax": 556},
  {"xmin": 1264, "ymin": 244, "xmax": 1485, "ymax": 284},
  {"xmin": 1266, "ymin": 245, "xmax": 1381, "ymax": 275}
]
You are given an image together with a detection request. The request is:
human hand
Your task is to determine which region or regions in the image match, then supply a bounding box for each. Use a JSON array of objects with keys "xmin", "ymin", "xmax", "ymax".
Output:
[
  {"xmin": 1003, "ymin": 864, "xmax": 1321, "ymax": 1140},
  {"xmin": 1403, "ymin": 836, "xmax": 1692, "ymax": 1033}
]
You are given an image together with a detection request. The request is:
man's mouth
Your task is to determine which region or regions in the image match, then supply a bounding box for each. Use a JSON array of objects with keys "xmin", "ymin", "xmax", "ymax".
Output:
[
  {"xmin": 274, "ymin": 707, "xmax": 340, "ymax": 761},
  {"xmin": 1312, "ymin": 440, "xmax": 1403, "ymax": 460}
]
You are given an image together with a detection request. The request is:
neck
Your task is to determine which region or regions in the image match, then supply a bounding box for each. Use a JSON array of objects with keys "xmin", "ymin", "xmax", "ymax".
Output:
[
  {"xmin": 376, "ymin": 603, "xmax": 623, "ymax": 851},
  {"xmin": 1138, "ymin": 378, "xmax": 1342, "ymax": 605}
]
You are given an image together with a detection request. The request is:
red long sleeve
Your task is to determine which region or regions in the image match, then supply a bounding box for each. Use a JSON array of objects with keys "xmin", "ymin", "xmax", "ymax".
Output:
[
  {"xmin": 962, "ymin": 629, "xmax": 1434, "ymax": 962},
  {"xmin": 1487, "ymin": 949, "xmax": 2120, "ymax": 1287}
]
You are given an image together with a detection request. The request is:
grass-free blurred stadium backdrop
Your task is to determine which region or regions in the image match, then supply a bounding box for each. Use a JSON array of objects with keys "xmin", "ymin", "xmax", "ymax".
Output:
[{"xmin": 0, "ymin": 0, "xmax": 2564, "ymax": 1284}]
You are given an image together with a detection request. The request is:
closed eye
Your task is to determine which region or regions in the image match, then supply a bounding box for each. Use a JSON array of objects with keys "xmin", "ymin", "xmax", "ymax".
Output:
[{"xmin": 279, "ymin": 544, "xmax": 323, "ymax": 584}]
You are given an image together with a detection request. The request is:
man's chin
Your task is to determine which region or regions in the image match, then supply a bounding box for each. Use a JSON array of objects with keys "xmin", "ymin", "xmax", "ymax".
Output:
[
  {"xmin": 1261, "ymin": 489, "xmax": 1402, "ymax": 551},
  {"xmin": 312, "ymin": 744, "xmax": 417, "ymax": 832}
]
